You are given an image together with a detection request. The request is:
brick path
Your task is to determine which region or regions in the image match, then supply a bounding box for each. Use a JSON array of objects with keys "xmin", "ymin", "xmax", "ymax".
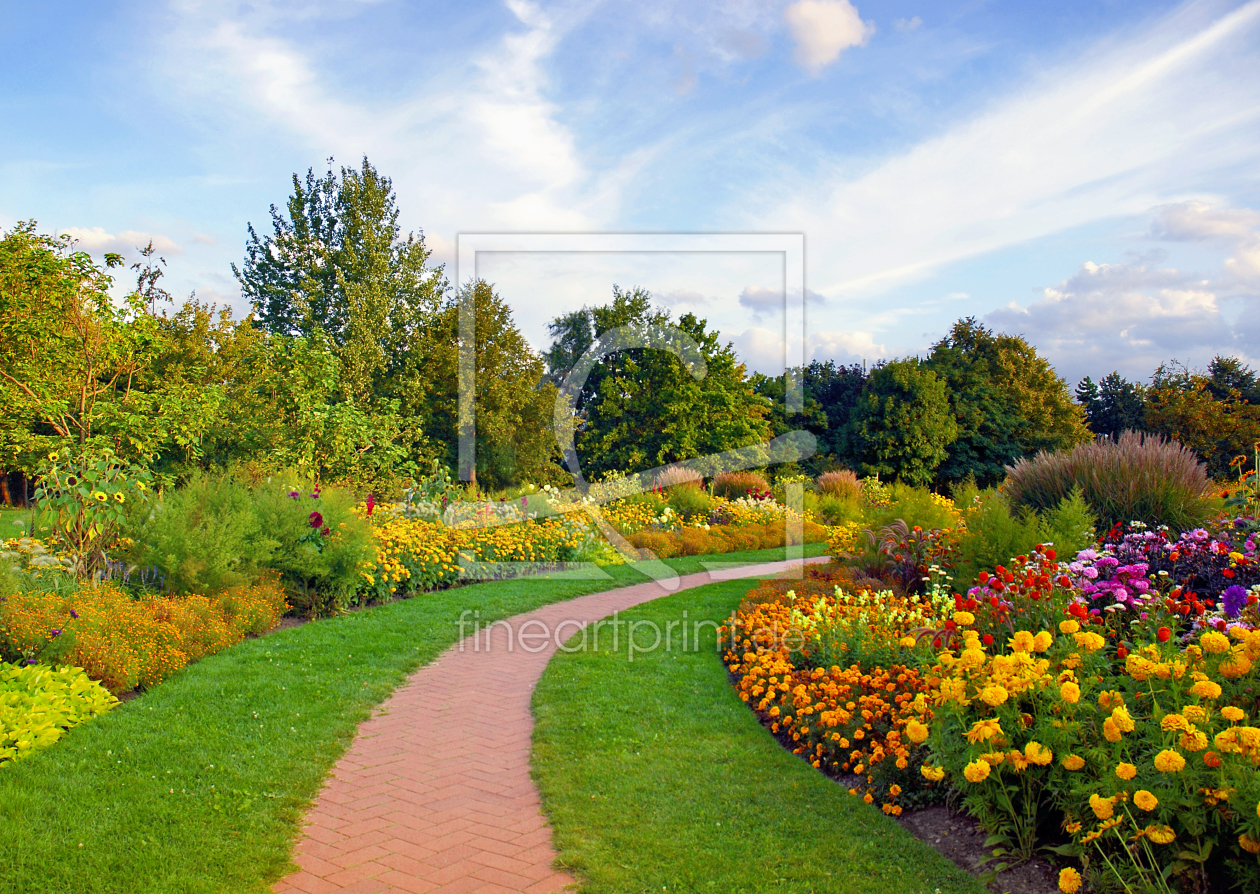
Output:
[{"xmin": 274, "ymin": 557, "xmax": 825, "ymax": 894}]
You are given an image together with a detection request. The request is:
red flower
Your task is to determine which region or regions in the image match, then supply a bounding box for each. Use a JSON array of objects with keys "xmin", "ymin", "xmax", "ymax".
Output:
[
  {"xmin": 1157, "ymin": 627, "xmax": 1171, "ymax": 643},
  {"xmin": 365, "ymin": 494, "xmax": 376, "ymax": 516},
  {"xmin": 309, "ymin": 510, "xmax": 324, "ymax": 529},
  {"xmin": 981, "ymin": 634, "xmax": 994, "ymax": 646},
  {"xmin": 1116, "ymin": 645, "xmax": 1129, "ymax": 659},
  {"xmin": 1204, "ymin": 751, "xmax": 1222, "ymax": 768},
  {"xmin": 1223, "ymin": 568, "xmax": 1235, "ymax": 579}
]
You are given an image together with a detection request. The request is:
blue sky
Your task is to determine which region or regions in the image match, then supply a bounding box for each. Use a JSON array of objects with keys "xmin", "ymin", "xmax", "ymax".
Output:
[{"xmin": 3, "ymin": 0, "xmax": 1259, "ymax": 388}]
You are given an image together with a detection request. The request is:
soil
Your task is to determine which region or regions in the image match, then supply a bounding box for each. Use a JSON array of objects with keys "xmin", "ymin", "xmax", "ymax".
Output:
[{"xmin": 897, "ymin": 806, "xmax": 1060, "ymax": 894}]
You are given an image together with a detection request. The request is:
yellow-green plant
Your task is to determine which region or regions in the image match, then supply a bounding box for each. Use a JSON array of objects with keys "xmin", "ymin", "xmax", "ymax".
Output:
[{"xmin": 0, "ymin": 661, "xmax": 118, "ymax": 766}]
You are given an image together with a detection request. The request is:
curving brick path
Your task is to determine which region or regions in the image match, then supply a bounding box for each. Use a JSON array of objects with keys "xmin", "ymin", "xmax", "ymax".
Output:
[{"xmin": 273, "ymin": 557, "xmax": 825, "ymax": 894}]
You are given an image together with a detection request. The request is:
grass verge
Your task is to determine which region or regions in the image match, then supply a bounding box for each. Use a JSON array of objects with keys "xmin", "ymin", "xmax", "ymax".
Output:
[
  {"xmin": 0, "ymin": 542, "xmax": 823, "ymax": 894},
  {"xmin": 532, "ymin": 576, "xmax": 986, "ymax": 894}
]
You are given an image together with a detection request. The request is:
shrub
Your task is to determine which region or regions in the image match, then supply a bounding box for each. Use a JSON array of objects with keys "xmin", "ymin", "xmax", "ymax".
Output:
[
  {"xmin": 866, "ymin": 483, "xmax": 960, "ymax": 533},
  {"xmin": 1004, "ymin": 430, "xmax": 1218, "ymax": 530},
  {"xmin": 665, "ymin": 486, "xmax": 713, "ymax": 521},
  {"xmin": 122, "ymin": 472, "xmax": 275, "ymax": 595},
  {"xmin": 816, "ymin": 469, "xmax": 862, "ymax": 502},
  {"xmin": 0, "ymin": 662, "xmax": 118, "ymax": 767},
  {"xmin": 0, "ymin": 580, "xmax": 287, "ymax": 692},
  {"xmin": 815, "ymin": 494, "xmax": 863, "ymax": 525},
  {"xmin": 712, "ymin": 471, "xmax": 771, "ymax": 500},
  {"xmin": 651, "ymin": 467, "xmax": 703, "ymax": 491}
]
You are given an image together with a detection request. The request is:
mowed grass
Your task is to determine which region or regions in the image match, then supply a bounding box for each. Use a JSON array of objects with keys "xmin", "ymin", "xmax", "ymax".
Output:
[
  {"xmin": 0, "ymin": 505, "xmax": 53, "ymax": 537},
  {"xmin": 0, "ymin": 543, "xmax": 823, "ymax": 894},
  {"xmin": 532, "ymin": 577, "xmax": 986, "ymax": 894}
]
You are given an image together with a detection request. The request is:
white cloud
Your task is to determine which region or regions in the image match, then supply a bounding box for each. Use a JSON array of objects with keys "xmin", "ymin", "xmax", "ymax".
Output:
[
  {"xmin": 1150, "ymin": 200, "xmax": 1260, "ymax": 242},
  {"xmin": 657, "ymin": 288, "xmax": 710, "ymax": 307},
  {"xmin": 738, "ymin": 285, "xmax": 825, "ymax": 321},
  {"xmin": 730, "ymin": 323, "xmax": 884, "ymax": 374},
  {"xmin": 753, "ymin": 0, "xmax": 1260, "ymax": 312},
  {"xmin": 59, "ymin": 226, "xmax": 183, "ymax": 256},
  {"xmin": 784, "ymin": 0, "xmax": 874, "ymax": 75},
  {"xmin": 893, "ymin": 16, "xmax": 922, "ymax": 32}
]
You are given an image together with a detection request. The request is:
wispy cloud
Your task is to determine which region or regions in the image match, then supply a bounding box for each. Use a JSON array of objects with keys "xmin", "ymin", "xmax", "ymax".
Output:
[{"xmin": 59, "ymin": 226, "xmax": 183, "ymax": 256}]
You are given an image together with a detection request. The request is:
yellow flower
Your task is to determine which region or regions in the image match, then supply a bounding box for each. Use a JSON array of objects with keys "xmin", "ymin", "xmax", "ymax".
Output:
[
  {"xmin": 1024, "ymin": 741, "xmax": 1053, "ymax": 766},
  {"xmin": 1112, "ymin": 705, "xmax": 1135, "ymax": 733},
  {"xmin": 1240, "ymin": 834, "xmax": 1260, "ymax": 855},
  {"xmin": 1074, "ymin": 631, "xmax": 1105, "ymax": 653},
  {"xmin": 1058, "ymin": 867, "xmax": 1082, "ymax": 894},
  {"xmin": 1154, "ymin": 749, "xmax": 1186, "ymax": 773},
  {"xmin": 1222, "ymin": 706, "xmax": 1245, "ymax": 722},
  {"xmin": 1059, "ymin": 681, "xmax": 1080, "ymax": 704},
  {"xmin": 1061, "ymin": 754, "xmax": 1086, "ymax": 771},
  {"xmin": 1180, "ymin": 730, "xmax": 1208, "ymax": 752},
  {"xmin": 966, "ymin": 718, "xmax": 1003, "ymax": 743},
  {"xmin": 1202, "ymin": 631, "xmax": 1232, "ymax": 654},
  {"xmin": 113, "ymin": 491, "xmax": 125, "ymax": 504},
  {"xmin": 1182, "ymin": 704, "xmax": 1208, "ymax": 724},
  {"xmin": 963, "ymin": 759, "xmax": 992, "ymax": 783},
  {"xmin": 1033, "ymin": 631, "xmax": 1053, "ymax": 653},
  {"xmin": 905, "ymin": 719, "xmax": 929, "ymax": 744},
  {"xmin": 1146, "ymin": 825, "xmax": 1176, "ymax": 845},
  {"xmin": 980, "ymin": 685, "xmax": 1009, "ymax": 707},
  {"xmin": 1059, "ymin": 619, "xmax": 1080, "ymax": 635},
  {"xmin": 921, "ymin": 764, "xmax": 946, "ymax": 782},
  {"xmin": 1189, "ymin": 679, "xmax": 1223, "ymax": 699},
  {"xmin": 899, "ymin": 636, "xmax": 917, "ymax": 648},
  {"xmin": 1161, "ymin": 714, "xmax": 1191, "ymax": 733},
  {"xmin": 1009, "ymin": 630, "xmax": 1035, "ymax": 652},
  {"xmin": 1103, "ymin": 718, "xmax": 1122, "ymax": 742},
  {"xmin": 1089, "ymin": 793, "xmax": 1115, "ymax": 819},
  {"xmin": 953, "ymin": 611, "xmax": 975, "ymax": 626},
  {"xmin": 46, "ymin": 452, "xmax": 59, "ymax": 462},
  {"xmin": 92, "ymin": 491, "xmax": 108, "ymax": 503},
  {"xmin": 1134, "ymin": 790, "xmax": 1158, "ymax": 811},
  {"xmin": 1115, "ymin": 762, "xmax": 1137, "ymax": 781}
]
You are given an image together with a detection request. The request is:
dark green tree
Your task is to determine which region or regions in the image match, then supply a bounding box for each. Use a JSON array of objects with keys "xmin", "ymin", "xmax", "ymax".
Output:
[
  {"xmin": 925, "ymin": 318, "xmax": 1089, "ymax": 486},
  {"xmin": 1076, "ymin": 372, "xmax": 1146, "ymax": 439},
  {"xmin": 1207, "ymin": 356, "xmax": 1260, "ymax": 405},
  {"xmin": 848, "ymin": 358, "xmax": 958, "ymax": 486}
]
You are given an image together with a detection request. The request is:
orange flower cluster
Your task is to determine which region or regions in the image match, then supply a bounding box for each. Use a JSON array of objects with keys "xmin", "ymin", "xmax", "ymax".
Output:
[
  {"xmin": 0, "ymin": 580, "xmax": 287, "ymax": 692},
  {"xmin": 722, "ymin": 573, "xmax": 938, "ymax": 815},
  {"xmin": 628, "ymin": 519, "xmax": 826, "ymax": 559}
]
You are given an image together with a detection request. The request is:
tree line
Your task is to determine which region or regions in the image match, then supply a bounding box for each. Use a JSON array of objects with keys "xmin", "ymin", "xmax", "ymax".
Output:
[{"xmin": 2, "ymin": 156, "xmax": 1255, "ymax": 500}]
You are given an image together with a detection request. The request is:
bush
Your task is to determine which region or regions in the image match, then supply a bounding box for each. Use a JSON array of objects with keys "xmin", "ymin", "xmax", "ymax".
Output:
[
  {"xmin": 665, "ymin": 486, "xmax": 713, "ymax": 521},
  {"xmin": 122, "ymin": 472, "xmax": 275, "ymax": 595},
  {"xmin": 1004, "ymin": 430, "xmax": 1218, "ymax": 530},
  {"xmin": 814, "ymin": 494, "xmax": 863, "ymax": 525},
  {"xmin": 250, "ymin": 475, "xmax": 375, "ymax": 616},
  {"xmin": 816, "ymin": 469, "xmax": 862, "ymax": 502},
  {"xmin": 0, "ymin": 580, "xmax": 287, "ymax": 692},
  {"xmin": 865, "ymin": 483, "xmax": 959, "ymax": 533},
  {"xmin": 712, "ymin": 471, "xmax": 770, "ymax": 500},
  {"xmin": 0, "ymin": 662, "xmax": 118, "ymax": 767}
]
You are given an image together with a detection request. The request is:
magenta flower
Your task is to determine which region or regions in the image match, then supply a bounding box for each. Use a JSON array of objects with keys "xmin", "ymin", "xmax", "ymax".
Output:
[{"xmin": 309, "ymin": 510, "xmax": 324, "ymax": 529}]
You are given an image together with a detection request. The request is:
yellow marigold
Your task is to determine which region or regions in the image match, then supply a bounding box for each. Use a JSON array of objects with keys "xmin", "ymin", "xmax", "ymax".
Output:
[
  {"xmin": 905, "ymin": 718, "xmax": 929, "ymax": 744},
  {"xmin": 1103, "ymin": 717, "xmax": 1122, "ymax": 742},
  {"xmin": 1033, "ymin": 631, "xmax": 1053, "ymax": 653},
  {"xmin": 1075, "ymin": 631, "xmax": 1105, "ymax": 653},
  {"xmin": 1061, "ymin": 754, "xmax": 1086, "ymax": 771},
  {"xmin": 1089, "ymin": 793, "xmax": 1115, "ymax": 819},
  {"xmin": 1115, "ymin": 762, "xmax": 1137, "ymax": 781},
  {"xmin": 980, "ymin": 685, "xmax": 1010, "ymax": 707},
  {"xmin": 1161, "ymin": 713, "xmax": 1191, "ymax": 732},
  {"xmin": 1180, "ymin": 730, "xmax": 1208, "ymax": 752},
  {"xmin": 1222, "ymin": 706, "xmax": 1245, "ymax": 722},
  {"xmin": 953, "ymin": 611, "xmax": 975, "ymax": 626},
  {"xmin": 963, "ymin": 759, "xmax": 992, "ymax": 783},
  {"xmin": 1189, "ymin": 679, "xmax": 1223, "ymax": 699},
  {"xmin": 1060, "ymin": 681, "xmax": 1080, "ymax": 704},
  {"xmin": 1220, "ymin": 655, "xmax": 1253, "ymax": 678},
  {"xmin": 966, "ymin": 718, "xmax": 1003, "ymax": 743},
  {"xmin": 1025, "ymin": 741, "xmax": 1053, "ymax": 766},
  {"xmin": 1059, "ymin": 619, "xmax": 1080, "ymax": 635},
  {"xmin": 1058, "ymin": 867, "xmax": 1082, "ymax": 894},
  {"xmin": 920, "ymin": 764, "xmax": 945, "ymax": 782},
  {"xmin": 938, "ymin": 678, "xmax": 969, "ymax": 704},
  {"xmin": 1146, "ymin": 825, "xmax": 1176, "ymax": 845},
  {"xmin": 1010, "ymin": 630, "xmax": 1035, "ymax": 652},
  {"xmin": 1134, "ymin": 790, "xmax": 1158, "ymax": 811},
  {"xmin": 1008, "ymin": 750, "xmax": 1030, "ymax": 771},
  {"xmin": 1154, "ymin": 749, "xmax": 1186, "ymax": 773},
  {"xmin": 1112, "ymin": 705, "xmax": 1136, "ymax": 733},
  {"xmin": 1202, "ymin": 631, "xmax": 1232, "ymax": 654},
  {"xmin": 1240, "ymin": 834, "xmax": 1260, "ymax": 855},
  {"xmin": 899, "ymin": 635, "xmax": 917, "ymax": 648},
  {"xmin": 1182, "ymin": 704, "xmax": 1208, "ymax": 724}
]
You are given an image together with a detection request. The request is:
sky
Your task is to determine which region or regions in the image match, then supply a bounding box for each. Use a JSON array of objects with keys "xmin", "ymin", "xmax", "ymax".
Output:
[{"xmin": 3, "ymin": 0, "xmax": 1259, "ymax": 388}]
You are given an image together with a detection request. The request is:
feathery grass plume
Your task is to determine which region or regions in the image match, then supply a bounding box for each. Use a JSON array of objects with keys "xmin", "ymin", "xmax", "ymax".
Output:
[
  {"xmin": 711, "ymin": 471, "xmax": 770, "ymax": 499},
  {"xmin": 1004, "ymin": 430, "xmax": 1217, "ymax": 531},
  {"xmin": 651, "ymin": 466, "xmax": 704, "ymax": 492},
  {"xmin": 816, "ymin": 469, "xmax": 862, "ymax": 502}
]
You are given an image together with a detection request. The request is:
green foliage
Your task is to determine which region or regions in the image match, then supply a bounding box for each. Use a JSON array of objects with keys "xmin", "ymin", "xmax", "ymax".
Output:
[
  {"xmin": 1144, "ymin": 372, "xmax": 1260, "ymax": 480},
  {"xmin": 1004, "ymin": 430, "xmax": 1217, "ymax": 531},
  {"xmin": 549, "ymin": 286, "xmax": 772, "ymax": 478},
  {"xmin": 34, "ymin": 448, "xmax": 152, "ymax": 577},
  {"xmin": 0, "ymin": 662, "xmax": 117, "ymax": 767},
  {"xmin": 925, "ymin": 318, "xmax": 1090, "ymax": 486},
  {"xmin": 1075, "ymin": 372, "xmax": 1146, "ymax": 439},
  {"xmin": 122, "ymin": 472, "xmax": 275, "ymax": 595},
  {"xmin": 849, "ymin": 358, "xmax": 958, "ymax": 486},
  {"xmin": 866, "ymin": 483, "xmax": 958, "ymax": 533},
  {"xmin": 249, "ymin": 475, "xmax": 374, "ymax": 616},
  {"xmin": 664, "ymin": 485, "xmax": 713, "ymax": 521},
  {"xmin": 816, "ymin": 493, "xmax": 863, "ymax": 524}
]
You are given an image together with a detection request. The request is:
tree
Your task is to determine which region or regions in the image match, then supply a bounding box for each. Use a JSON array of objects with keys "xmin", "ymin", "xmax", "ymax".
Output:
[
  {"xmin": 1076, "ymin": 372, "xmax": 1146, "ymax": 439},
  {"xmin": 925, "ymin": 318, "xmax": 1089, "ymax": 486},
  {"xmin": 546, "ymin": 287, "xmax": 772, "ymax": 478},
  {"xmin": 233, "ymin": 157, "xmax": 447, "ymax": 415},
  {"xmin": 1144, "ymin": 374, "xmax": 1260, "ymax": 480},
  {"xmin": 1207, "ymin": 356, "xmax": 1260, "ymax": 405},
  {"xmin": 847, "ymin": 358, "xmax": 958, "ymax": 486}
]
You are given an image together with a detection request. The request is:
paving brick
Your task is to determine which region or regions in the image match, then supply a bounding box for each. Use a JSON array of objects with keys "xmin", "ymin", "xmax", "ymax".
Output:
[{"xmin": 275, "ymin": 559, "xmax": 820, "ymax": 893}]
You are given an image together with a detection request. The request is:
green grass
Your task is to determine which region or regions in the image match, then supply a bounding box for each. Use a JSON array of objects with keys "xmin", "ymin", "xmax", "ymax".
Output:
[
  {"xmin": 532, "ymin": 577, "xmax": 986, "ymax": 894},
  {"xmin": 0, "ymin": 542, "xmax": 823, "ymax": 894},
  {"xmin": 0, "ymin": 506, "xmax": 52, "ymax": 537}
]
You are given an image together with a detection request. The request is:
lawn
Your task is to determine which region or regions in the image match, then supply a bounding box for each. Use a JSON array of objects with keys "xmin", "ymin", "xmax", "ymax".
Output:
[
  {"xmin": 0, "ymin": 505, "xmax": 52, "ymax": 537},
  {"xmin": 532, "ymin": 576, "xmax": 986, "ymax": 894},
  {"xmin": 0, "ymin": 543, "xmax": 823, "ymax": 894}
]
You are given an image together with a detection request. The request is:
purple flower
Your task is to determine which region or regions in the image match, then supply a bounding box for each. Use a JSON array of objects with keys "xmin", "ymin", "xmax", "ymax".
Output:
[
  {"xmin": 50, "ymin": 628, "xmax": 62, "ymax": 637},
  {"xmin": 24, "ymin": 658, "xmax": 35, "ymax": 665},
  {"xmin": 309, "ymin": 510, "xmax": 324, "ymax": 529},
  {"xmin": 288, "ymin": 491, "xmax": 300, "ymax": 500},
  {"xmin": 69, "ymin": 609, "xmax": 79, "ymax": 619},
  {"xmin": 1222, "ymin": 584, "xmax": 1248, "ymax": 619}
]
